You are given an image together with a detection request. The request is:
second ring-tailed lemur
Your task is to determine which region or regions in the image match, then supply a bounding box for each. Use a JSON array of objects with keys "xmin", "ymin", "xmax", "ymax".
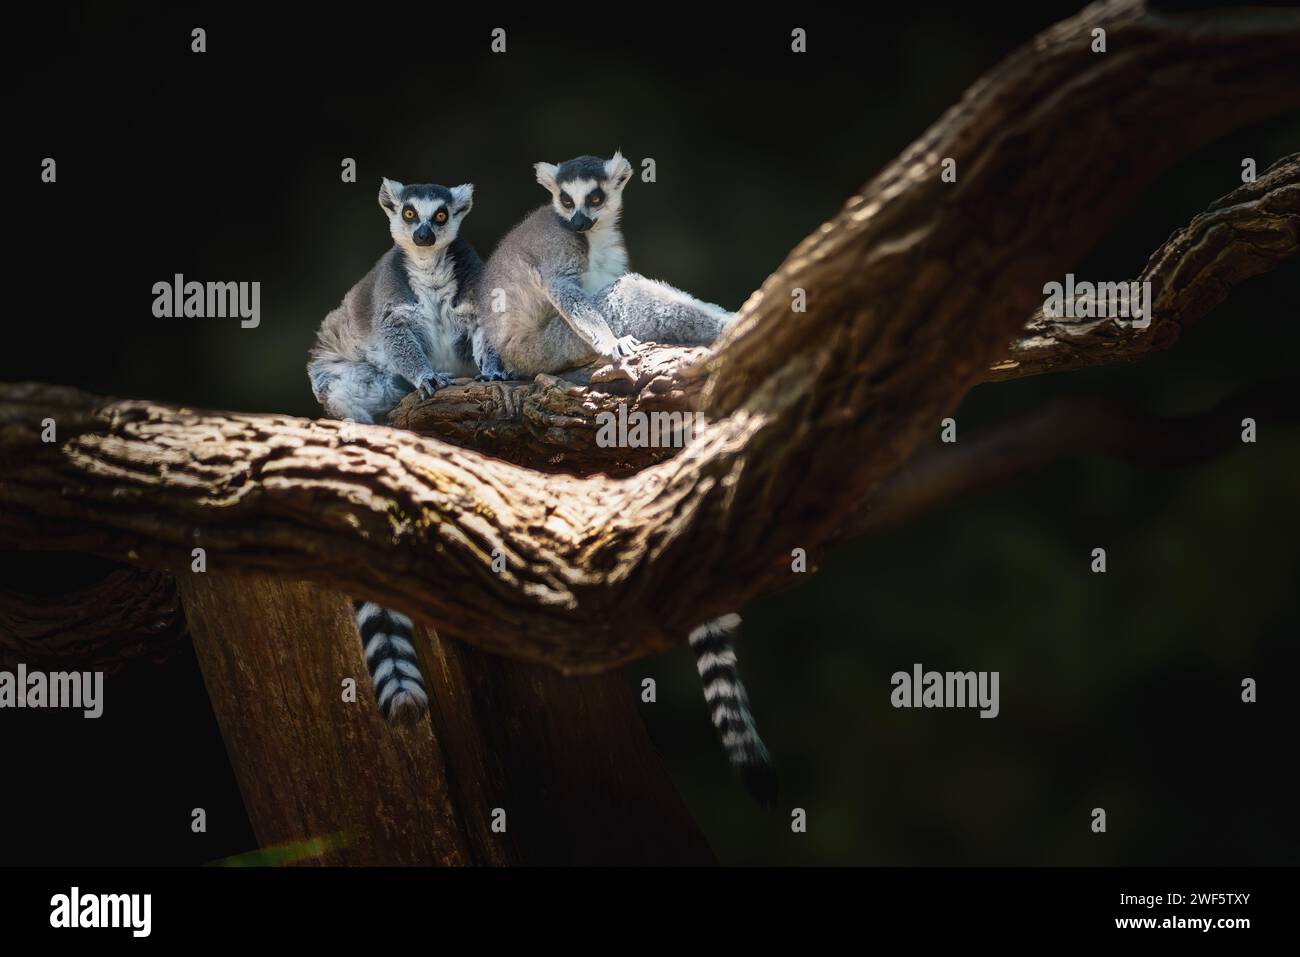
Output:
[
  {"xmin": 308, "ymin": 177, "xmax": 508, "ymax": 724},
  {"xmin": 479, "ymin": 152, "xmax": 776, "ymax": 803},
  {"xmin": 478, "ymin": 151, "xmax": 733, "ymax": 375}
]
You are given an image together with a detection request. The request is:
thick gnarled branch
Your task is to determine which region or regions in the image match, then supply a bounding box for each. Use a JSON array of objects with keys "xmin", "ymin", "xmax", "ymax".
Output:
[
  {"xmin": 386, "ymin": 153, "xmax": 1300, "ymax": 475},
  {"xmin": 4, "ymin": 0, "xmax": 1300, "ymax": 672},
  {"xmin": 989, "ymin": 154, "xmax": 1300, "ymax": 381},
  {"xmin": 0, "ymin": 554, "xmax": 186, "ymax": 669},
  {"xmin": 389, "ymin": 346, "xmax": 710, "ymax": 476}
]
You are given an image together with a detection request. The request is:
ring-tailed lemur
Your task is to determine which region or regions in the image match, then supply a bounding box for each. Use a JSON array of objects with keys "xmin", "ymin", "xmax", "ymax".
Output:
[
  {"xmin": 479, "ymin": 152, "xmax": 775, "ymax": 803},
  {"xmin": 307, "ymin": 177, "xmax": 508, "ymax": 724},
  {"xmin": 309, "ymin": 178, "xmax": 509, "ymax": 424},
  {"xmin": 477, "ymin": 151, "xmax": 733, "ymax": 376}
]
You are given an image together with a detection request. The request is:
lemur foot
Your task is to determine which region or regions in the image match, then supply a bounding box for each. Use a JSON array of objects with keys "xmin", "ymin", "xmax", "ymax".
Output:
[
  {"xmin": 417, "ymin": 371, "xmax": 454, "ymax": 398},
  {"xmin": 473, "ymin": 370, "xmax": 514, "ymax": 382}
]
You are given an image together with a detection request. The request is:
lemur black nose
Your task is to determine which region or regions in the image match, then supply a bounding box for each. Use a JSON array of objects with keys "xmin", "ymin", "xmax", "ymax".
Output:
[
  {"xmin": 571, "ymin": 212, "xmax": 593, "ymax": 232},
  {"xmin": 413, "ymin": 225, "xmax": 434, "ymax": 245}
]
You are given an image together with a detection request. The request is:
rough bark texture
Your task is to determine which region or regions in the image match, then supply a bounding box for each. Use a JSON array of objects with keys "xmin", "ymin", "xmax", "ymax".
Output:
[
  {"xmin": 3, "ymin": 0, "xmax": 1299, "ymax": 678},
  {"xmin": 989, "ymin": 154, "xmax": 1300, "ymax": 381},
  {"xmin": 389, "ymin": 346, "xmax": 710, "ymax": 476},
  {"xmin": 180, "ymin": 574, "xmax": 713, "ymax": 865},
  {"xmin": 0, "ymin": 553, "xmax": 186, "ymax": 670},
  {"xmin": 180, "ymin": 575, "xmax": 479, "ymax": 865},
  {"xmin": 4, "ymin": 0, "xmax": 1299, "ymax": 869},
  {"xmin": 388, "ymin": 154, "xmax": 1300, "ymax": 474}
]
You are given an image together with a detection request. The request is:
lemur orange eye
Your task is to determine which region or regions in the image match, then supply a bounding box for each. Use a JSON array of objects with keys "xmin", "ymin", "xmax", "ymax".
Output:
[
  {"xmin": 589, "ymin": 192, "xmax": 603, "ymax": 206},
  {"xmin": 402, "ymin": 208, "xmax": 416, "ymax": 221},
  {"xmin": 435, "ymin": 209, "xmax": 448, "ymax": 223}
]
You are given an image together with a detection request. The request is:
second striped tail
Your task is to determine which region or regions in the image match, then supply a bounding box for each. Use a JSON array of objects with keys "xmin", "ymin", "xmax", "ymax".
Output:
[{"xmin": 689, "ymin": 613, "xmax": 777, "ymax": 806}]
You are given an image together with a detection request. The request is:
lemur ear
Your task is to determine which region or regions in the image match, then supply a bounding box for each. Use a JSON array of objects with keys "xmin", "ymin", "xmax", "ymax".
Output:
[
  {"xmin": 378, "ymin": 178, "xmax": 404, "ymax": 214},
  {"xmin": 450, "ymin": 183, "xmax": 474, "ymax": 216},
  {"xmin": 534, "ymin": 162, "xmax": 559, "ymax": 193},
  {"xmin": 605, "ymin": 151, "xmax": 633, "ymax": 189}
]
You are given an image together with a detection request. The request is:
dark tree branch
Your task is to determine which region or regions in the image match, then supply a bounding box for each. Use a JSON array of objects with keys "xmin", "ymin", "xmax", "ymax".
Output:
[
  {"xmin": 0, "ymin": 554, "xmax": 186, "ymax": 670},
  {"xmin": 388, "ymin": 346, "xmax": 710, "ymax": 476},
  {"xmin": 388, "ymin": 154, "xmax": 1300, "ymax": 474},
  {"xmin": 844, "ymin": 378, "xmax": 1300, "ymax": 539},
  {"xmin": 989, "ymin": 155, "xmax": 1300, "ymax": 381},
  {"xmin": 180, "ymin": 575, "xmax": 713, "ymax": 865},
  {"xmin": 3, "ymin": 0, "xmax": 1300, "ymax": 672}
]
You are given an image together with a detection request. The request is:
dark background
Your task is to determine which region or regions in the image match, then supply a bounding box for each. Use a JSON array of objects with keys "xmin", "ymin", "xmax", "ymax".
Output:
[{"xmin": 2, "ymin": 1, "xmax": 1298, "ymax": 865}]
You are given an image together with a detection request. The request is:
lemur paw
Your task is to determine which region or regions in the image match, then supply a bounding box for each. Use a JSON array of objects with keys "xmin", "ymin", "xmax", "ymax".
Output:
[
  {"xmin": 473, "ymin": 370, "xmax": 512, "ymax": 382},
  {"xmin": 417, "ymin": 372, "xmax": 454, "ymax": 398},
  {"xmin": 609, "ymin": 335, "xmax": 642, "ymax": 360}
]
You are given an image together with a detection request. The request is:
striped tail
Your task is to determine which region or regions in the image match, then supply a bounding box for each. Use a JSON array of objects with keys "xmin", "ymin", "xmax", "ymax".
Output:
[
  {"xmin": 689, "ymin": 613, "xmax": 777, "ymax": 806},
  {"xmin": 354, "ymin": 600, "xmax": 429, "ymax": 726}
]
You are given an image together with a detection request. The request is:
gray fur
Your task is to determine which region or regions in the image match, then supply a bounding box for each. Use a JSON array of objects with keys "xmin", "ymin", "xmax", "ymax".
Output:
[
  {"xmin": 478, "ymin": 151, "xmax": 735, "ymax": 378},
  {"xmin": 479, "ymin": 154, "xmax": 769, "ymax": 802},
  {"xmin": 308, "ymin": 179, "xmax": 507, "ymax": 424},
  {"xmin": 307, "ymin": 178, "xmax": 510, "ymax": 731}
]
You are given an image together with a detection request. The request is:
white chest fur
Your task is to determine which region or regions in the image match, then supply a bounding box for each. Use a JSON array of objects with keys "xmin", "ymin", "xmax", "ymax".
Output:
[
  {"xmin": 581, "ymin": 225, "xmax": 629, "ymax": 293},
  {"xmin": 404, "ymin": 251, "xmax": 472, "ymax": 373},
  {"xmin": 406, "ymin": 251, "xmax": 457, "ymax": 319}
]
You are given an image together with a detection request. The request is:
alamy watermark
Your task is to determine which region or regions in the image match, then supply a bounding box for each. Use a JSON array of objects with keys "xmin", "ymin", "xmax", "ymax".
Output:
[
  {"xmin": 891, "ymin": 663, "xmax": 999, "ymax": 718},
  {"xmin": 595, "ymin": 404, "xmax": 703, "ymax": 448},
  {"xmin": 50, "ymin": 887, "xmax": 151, "ymax": 937},
  {"xmin": 1042, "ymin": 273, "xmax": 1151, "ymax": 329},
  {"xmin": 0, "ymin": 664, "xmax": 104, "ymax": 718},
  {"xmin": 152, "ymin": 274, "xmax": 260, "ymax": 328}
]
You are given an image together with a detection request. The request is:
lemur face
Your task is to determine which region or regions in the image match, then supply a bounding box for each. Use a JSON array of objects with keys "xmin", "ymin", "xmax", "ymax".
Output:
[
  {"xmin": 534, "ymin": 152, "xmax": 633, "ymax": 233},
  {"xmin": 378, "ymin": 179, "xmax": 473, "ymax": 254}
]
